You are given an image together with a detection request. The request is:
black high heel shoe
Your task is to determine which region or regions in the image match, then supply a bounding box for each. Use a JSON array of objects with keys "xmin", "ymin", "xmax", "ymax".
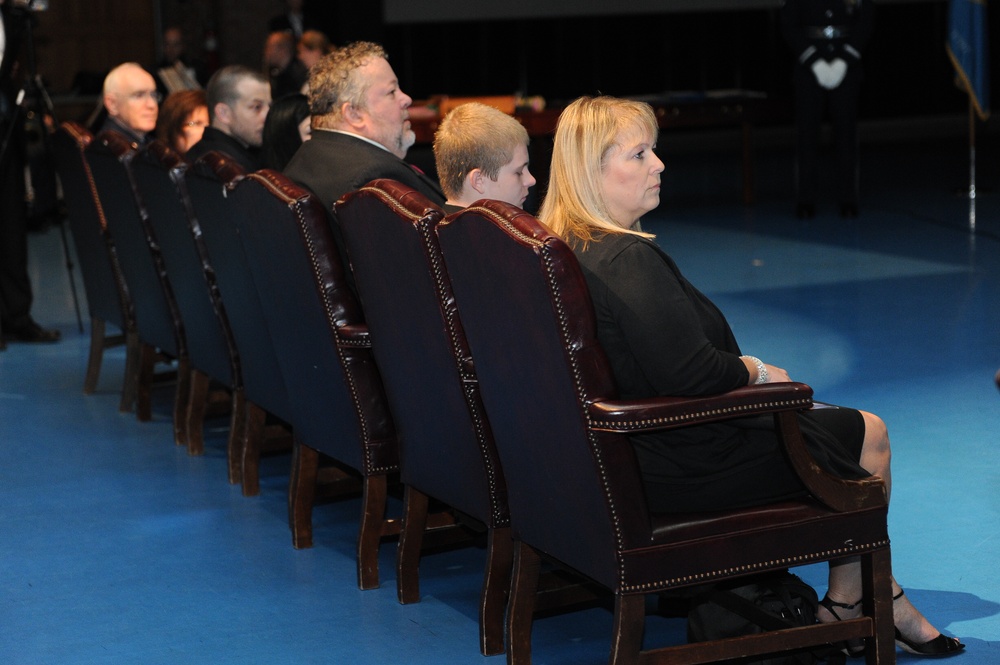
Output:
[
  {"xmin": 818, "ymin": 596, "xmax": 866, "ymax": 658},
  {"xmin": 893, "ymin": 590, "xmax": 965, "ymax": 657}
]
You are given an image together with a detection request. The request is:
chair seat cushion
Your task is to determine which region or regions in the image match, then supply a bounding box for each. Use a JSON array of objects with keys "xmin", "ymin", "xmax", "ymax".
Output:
[{"xmin": 618, "ymin": 500, "xmax": 889, "ymax": 593}]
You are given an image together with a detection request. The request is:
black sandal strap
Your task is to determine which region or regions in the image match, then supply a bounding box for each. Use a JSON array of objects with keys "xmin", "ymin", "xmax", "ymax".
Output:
[{"xmin": 819, "ymin": 595, "xmax": 861, "ymax": 621}]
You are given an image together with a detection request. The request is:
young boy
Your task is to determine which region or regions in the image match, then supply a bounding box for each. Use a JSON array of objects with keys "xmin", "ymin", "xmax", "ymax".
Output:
[{"xmin": 433, "ymin": 102, "xmax": 536, "ymax": 212}]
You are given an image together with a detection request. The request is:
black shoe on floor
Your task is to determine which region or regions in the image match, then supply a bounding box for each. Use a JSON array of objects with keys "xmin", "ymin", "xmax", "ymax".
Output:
[{"xmin": 2, "ymin": 320, "xmax": 61, "ymax": 343}]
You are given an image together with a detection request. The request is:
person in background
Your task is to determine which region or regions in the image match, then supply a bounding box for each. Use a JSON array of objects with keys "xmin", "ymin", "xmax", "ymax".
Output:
[
  {"xmin": 100, "ymin": 62, "xmax": 160, "ymax": 148},
  {"xmin": 539, "ymin": 95, "xmax": 964, "ymax": 659},
  {"xmin": 297, "ymin": 30, "xmax": 333, "ymax": 73},
  {"xmin": 268, "ymin": 0, "xmax": 309, "ymax": 39},
  {"xmin": 432, "ymin": 102, "xmax": 535, "ymax": 213},
  {"xmin": 260, "ymin": 92, "xmax": 310, "ymax": 171},
  {"xmin": 154, "ymin": 25, "xmax": 204, "ymax": 96},
  {"xmin": 185, "ymin": 65, "xmax": 271, "ymax": 172},
  {"xmin": 263, "ymin": 30, "xmax": 308, "ymax": 100},
  {"xmin": 780, "ymin": 0, "xmax": 874, "ymax": 219},
  {"xmin": 0, "ymin": 0, "xmax": 59, "ymax": 346},
  {"xmin": 155, "ymin": 89, "xmax": 208, "ymax": 156}
]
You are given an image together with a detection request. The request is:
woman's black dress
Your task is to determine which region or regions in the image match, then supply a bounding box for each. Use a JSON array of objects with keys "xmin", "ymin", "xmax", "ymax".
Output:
[{"xmin": 574, "ymin": 232, "xmax": 870, "ymax": 513}]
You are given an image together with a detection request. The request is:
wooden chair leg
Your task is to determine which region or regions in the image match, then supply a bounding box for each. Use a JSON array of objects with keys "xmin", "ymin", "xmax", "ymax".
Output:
[
  {"xmin": 241, "ymin": 401, "xmax": 266, "ymax": 497},
  {"xmin": 136, "ymin": 342, "xmax": 156, "ymax": 422},
  {"xmin": 119, "ymin": 329, "xmax": 140, "ymax": 413},
  {"xmin": 358, "ymin": 473, "xmax": 388, "ymax": 590},
  {"xmin": 481, "ymin": 525, "xmax": 513, "ymax": 656},
  {"xmin": 172, "ymin": 358, "xmax": 191, "ymax": 447},
  {"xmin": 507, "ymin": 541, "xmax": 541, "ymax": 665},
  {"xmin": 84, "ymin": 317, "xmax": 105, "ymax": 394},
  {"xmin": 186, "ymin": 369, "xmax": 209, "ymax": 454},
  {"xmin": 863, "ymin": 548, "xmax": 895, "ymax": 665},
  {"xmin": 289, "ymin": 439, "xmax": 318, "ymax": 549},
  {"xmin": 397, "ymin": 485, "xmax": 429, "ymax": 604},
  {"xmin": 609, "ymin": 593, "xmax": 645, "ymax": 665},
  {"xmin": 226, "ymin": 388, "xmax": 246, "ymax": 486}
]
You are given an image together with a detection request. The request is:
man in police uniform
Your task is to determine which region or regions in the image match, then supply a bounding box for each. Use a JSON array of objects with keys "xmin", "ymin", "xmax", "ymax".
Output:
[{"xmin": 780, "ymin": 0, "xmax": 874, "ymax": 219}]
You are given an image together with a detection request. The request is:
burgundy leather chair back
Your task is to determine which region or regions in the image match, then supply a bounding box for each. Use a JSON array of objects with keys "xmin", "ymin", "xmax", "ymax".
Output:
[
  {"xmin": 52, "ymin": 122, "xmax": 132, "ymax": 332},
  {"xmin": 230, "ymin": 170, "xmax": 396, "ymax": 473},
  {"xmin": 84, "ymin": 131, "xmax": 185, "ymax": 359},
  {"xmin": 131, "ymin": 141, "xmax": 236, "ymax": 386},
  {"xmin": 184, "ymin": 154, "xmax": 292, "ymax": 422},
  {"xmin": 337, "ymin": 180, "xmax": 508, "ymax": 528},
  {"xmin": 437, "ymin": 201, "xmax": 650, "ymax": 586}
]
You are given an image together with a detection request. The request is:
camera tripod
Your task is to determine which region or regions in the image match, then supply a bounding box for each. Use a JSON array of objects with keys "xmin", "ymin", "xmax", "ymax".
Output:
[{"xmin": 0, "ymin": 1, "xmax": 83, "ymax": 343}]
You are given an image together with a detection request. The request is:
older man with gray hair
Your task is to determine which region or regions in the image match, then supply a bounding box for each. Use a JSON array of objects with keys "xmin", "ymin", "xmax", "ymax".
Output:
[
  {"xmin": 283, "ymin": 41, "xmax": 444, "ymax": 213},
  {"xmin": 100, "ymin": 62, "xmax": 160, "ymax": 147}
]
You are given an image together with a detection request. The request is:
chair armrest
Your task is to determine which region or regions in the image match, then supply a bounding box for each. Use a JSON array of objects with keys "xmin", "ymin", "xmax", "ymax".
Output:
[
  {"xmin": 588, "ymin": 383, "xmax": 814, "ymax": 433},
  {"xmin": 336, "ymin": 323, "xmax": 371, "ymax": 348},
  {"xmin": 589, "ymin": 382, "xmax": 887, "ymax": 513}
]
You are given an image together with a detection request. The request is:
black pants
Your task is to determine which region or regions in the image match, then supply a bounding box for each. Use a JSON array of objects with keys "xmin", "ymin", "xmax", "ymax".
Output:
[
  {"xmin": 793, "ymin": 64, "xmax": 863, "ymax": 207},
  {"xmin": 0, "ymin": 117, "xmax": 33, "ymax": 332}
]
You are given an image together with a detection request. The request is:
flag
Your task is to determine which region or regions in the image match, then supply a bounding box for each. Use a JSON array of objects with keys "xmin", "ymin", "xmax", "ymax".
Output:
[{"xmin": 947, "ymin": 0, "xmax": 990, "ymax": 120}]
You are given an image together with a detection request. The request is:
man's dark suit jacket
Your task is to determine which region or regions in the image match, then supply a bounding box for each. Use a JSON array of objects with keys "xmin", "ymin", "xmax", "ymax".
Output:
[
  {"xmin": 282, "ymin": 129, "xmax": 446, "ymax": 293},
  {"xmin": 185, "ymin": 126, "xmax": 260, "ymax": 172},
  {"xmin": 283, "ymin": 129, "xmax": 445, "ymax": 211}
]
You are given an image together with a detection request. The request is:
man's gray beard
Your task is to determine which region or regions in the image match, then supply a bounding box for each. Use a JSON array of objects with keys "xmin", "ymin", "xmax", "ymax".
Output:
[{"xmin": 399, "ymin": 128, "xmax": 416, "ymax": 157}]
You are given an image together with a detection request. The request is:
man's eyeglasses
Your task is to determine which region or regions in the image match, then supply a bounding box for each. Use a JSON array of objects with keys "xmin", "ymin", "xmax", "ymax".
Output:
[{"xmin": 128, "ymin": 90, "xmax": 163, "ymax": 103}]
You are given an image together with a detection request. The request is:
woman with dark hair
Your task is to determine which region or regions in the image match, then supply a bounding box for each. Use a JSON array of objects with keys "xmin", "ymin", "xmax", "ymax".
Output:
[
  {"xmin": 260, "ymin": 93, "xmax": 311, "ymax": 171},
  {"xmin": 154, "ymin": 89, "xmax": 208, "ymax": 155}
]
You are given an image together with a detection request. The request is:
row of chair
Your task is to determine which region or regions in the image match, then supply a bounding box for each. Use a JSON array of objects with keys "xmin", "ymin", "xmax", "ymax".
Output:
[{"xmin": 53, "ymin": 120, "xmax": 895, "ymax": 663}]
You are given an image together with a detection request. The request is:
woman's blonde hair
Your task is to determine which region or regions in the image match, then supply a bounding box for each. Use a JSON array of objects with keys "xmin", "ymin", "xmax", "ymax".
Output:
[{"xmin": 538, "ymin": 95, "xmax": 659, "ymax": 248}]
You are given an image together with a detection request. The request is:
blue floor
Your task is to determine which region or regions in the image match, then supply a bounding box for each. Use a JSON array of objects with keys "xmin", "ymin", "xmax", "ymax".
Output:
[{"xmin": 2, "ymin": 125, "xmax": 1000, "ymax": 663}]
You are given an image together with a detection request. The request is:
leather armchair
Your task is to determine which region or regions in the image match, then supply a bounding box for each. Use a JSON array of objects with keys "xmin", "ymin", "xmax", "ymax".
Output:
[
  {"xmin": 52, "ymin": 121, "xmax": 138, "ymax": 412},
  {"xmin": 336, "ymin": 179, "xmax": 510, "ymax": 655},
  {"xmin": 184, "ymin": 153, "xmax": 293, "ymax": 496},
  {"xmin": 229, "ymin": 170, "xmax": 398, "ymax": 589},
  {"xmin": 436, "ymin": 200, "xmax": 894, "ymax": 665},
  {"xmin": 84, "ymin": 130, "xmax": 188, "ymax": 445},
  {"xmin": 130, "ymin": 141, "xmax": 243, "ymax": 478}
]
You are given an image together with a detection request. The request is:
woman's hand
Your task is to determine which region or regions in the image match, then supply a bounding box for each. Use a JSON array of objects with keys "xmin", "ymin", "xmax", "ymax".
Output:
[
  {"xmin": 741, "ymin": 356, "xmax": 791, "ymax": 384},
  {"xmin": 764, "ymin": 363, "xmax": 790, "ymax": 383}
]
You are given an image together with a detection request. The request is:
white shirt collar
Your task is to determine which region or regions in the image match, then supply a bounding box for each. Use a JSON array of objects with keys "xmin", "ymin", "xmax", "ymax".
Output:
[{"xmin": 314, "ymin": 127, "xmax": 392, "ymax": 154}]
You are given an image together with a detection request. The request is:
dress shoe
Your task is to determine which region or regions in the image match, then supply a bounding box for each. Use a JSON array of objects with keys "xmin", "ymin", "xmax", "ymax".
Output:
[
  {"xmin": 2, "ymin": 320, "xmax": 61, "ymax": 343},
  {"xmin": 893, "ymin": 589, "xmax": 965, "ymax": 657},
  {"xmin": 840, "ymin": 202, "xmax": 859, "ymax": 218},
  {"xmin": 895, "ymin": 628, "xmax": 965, "ymax": 657},
  {"xmin": 795, "ymin": 203, "xmax": 816, "ymax": 219}
]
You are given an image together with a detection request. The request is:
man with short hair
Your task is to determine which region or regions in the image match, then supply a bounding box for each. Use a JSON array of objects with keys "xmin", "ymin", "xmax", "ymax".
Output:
[
  {"xmin": 283, "ymin": 41, "xmax": 445, "ymax": 212},
  {"xmin": 433, "ymin": 102, "xmax": 536, "ymax": 213},
  {"xmin": 186, "ymin": 65, "xmax": 271, "ymax": 172},
  {"xmin": 100, "ymin": 62, "xmax": 160, "ymax": 148}
]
